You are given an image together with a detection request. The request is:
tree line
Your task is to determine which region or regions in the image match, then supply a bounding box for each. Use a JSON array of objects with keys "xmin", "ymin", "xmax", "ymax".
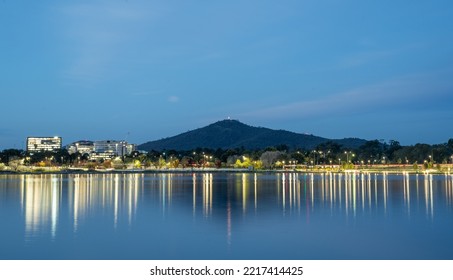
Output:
[{"xmin": 1, "ymin": 139, "xmax": 453, "ymax": 170}]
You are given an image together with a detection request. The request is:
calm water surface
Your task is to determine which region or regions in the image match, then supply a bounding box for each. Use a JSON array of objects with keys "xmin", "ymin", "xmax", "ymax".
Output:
[{"xmin": 1, "ymin": 172, "xmax": 453, "ymax": 259}]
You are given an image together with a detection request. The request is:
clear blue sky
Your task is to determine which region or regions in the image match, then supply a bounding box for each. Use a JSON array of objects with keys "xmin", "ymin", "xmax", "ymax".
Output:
[{"xmin": 1, "ymin": 0, "xmax": 453, "ymax": 150}]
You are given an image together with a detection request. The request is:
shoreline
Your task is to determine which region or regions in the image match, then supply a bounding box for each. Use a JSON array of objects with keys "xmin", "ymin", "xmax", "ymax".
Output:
[{"xmin": 0, "ymin": 167, "xmax": 451, "ymax": 175}]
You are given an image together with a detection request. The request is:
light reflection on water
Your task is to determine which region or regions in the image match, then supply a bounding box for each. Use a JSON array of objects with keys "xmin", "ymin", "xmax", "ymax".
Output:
[{"xmin": 1, "ymin": 172, "xmax": 453, "ymax": 259}]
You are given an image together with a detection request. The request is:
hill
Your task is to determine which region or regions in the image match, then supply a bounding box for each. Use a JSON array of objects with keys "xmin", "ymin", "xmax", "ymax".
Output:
[{"xmin": 138, "ymin": 119, "xmax": 367, "ymax": 151}]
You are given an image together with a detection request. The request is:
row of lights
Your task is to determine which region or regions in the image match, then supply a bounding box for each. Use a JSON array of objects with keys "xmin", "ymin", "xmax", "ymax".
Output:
[{"xmin": 158, "ymin": 151, "xmax": 453, "ymax": 166}]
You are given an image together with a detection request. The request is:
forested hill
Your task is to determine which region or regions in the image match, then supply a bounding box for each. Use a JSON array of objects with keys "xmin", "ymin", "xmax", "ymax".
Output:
[{"xmin": 138, "ymin": 119, "xmax": 367, "ymax": 151}]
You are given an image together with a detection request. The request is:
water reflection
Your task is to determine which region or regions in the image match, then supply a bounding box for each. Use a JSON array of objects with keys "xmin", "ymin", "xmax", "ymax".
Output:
[
  {"xmin": 20, "ymin": 174, "xmax": 143, "ymax": 239},
  {"xmin": 71, "ymin": 174, "xmax": 141, "ymax": 230},
  {"xmin": 203, "ymin": 173, "xmax": 213, "ymax": 217},
  {"xmin": 13, "ymin": 172, "xmax": 453, "ymax": 242},
  {"xmin": 280, "ymin": 173, "xmax": 301, "ymax": 214},
  {"xmin": 446, "ymin": 173, "xmax": 453, "ymax": 207},
  {"xmin": 22, "ymin": 175, "xmax": 62, "ymax": 241},
  {"xmin": 276, "ymin": 172, "xmax": 453, "ymax": 222}
]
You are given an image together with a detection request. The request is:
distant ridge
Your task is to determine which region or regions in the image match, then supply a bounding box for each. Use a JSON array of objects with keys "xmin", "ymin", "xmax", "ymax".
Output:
[{"xmin": 138, "ymin": 119, "xmax": 367, "ymax": 151}]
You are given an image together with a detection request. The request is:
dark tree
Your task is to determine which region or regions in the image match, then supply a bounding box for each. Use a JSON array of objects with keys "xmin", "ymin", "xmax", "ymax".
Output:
[{"xmin": 0, "ymin": 149, "xmax": 24, "ymax": 164}]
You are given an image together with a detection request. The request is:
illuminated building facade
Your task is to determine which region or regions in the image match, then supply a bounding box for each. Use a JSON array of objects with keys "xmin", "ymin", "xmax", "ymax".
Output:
[
  {"xmin": 66, "ymin": 140, "xmax": 135, "ymax": 160},
  {"xmin": 66, "ymin": 140, "xmax": 95, "ymax": 155},
  {"xmin": 91, "ymin": 140, "xmax": 136, "ymax": 160},
  {"xmin": 26, "ymin": 137, "xmax": 62, "ymax": 153}
]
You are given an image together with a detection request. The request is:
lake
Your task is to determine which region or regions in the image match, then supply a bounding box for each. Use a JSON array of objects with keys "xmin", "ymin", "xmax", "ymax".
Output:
[{"xmin": 1, "ymin": 172, "xmax": 452, "ymax": 259}]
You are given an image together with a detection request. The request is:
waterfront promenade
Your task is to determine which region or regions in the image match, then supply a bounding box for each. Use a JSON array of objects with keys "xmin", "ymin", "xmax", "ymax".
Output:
[{"xmin": 1, "ymin": 164, "xmax": 452, "ymax": 175}]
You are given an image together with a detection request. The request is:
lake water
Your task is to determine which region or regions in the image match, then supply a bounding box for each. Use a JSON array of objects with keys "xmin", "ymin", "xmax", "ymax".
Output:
[{"xmin": 1, "ymin": 172, "xmax": 452, "ymax": 260}]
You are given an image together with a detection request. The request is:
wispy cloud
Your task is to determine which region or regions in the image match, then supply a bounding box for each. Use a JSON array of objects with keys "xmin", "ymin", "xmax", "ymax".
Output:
[
  {"xmin": 189, "ymin": 51, "xmax": 227, "ymax": 64},
  {"xmin": 338, "ymin": 49, "xmax": 397, "ymax": 68},
  {"xmin": 238, "ymin": 71, "xmax": 453, "ymax": 121},
  {"xmin": 335, "ymin": 43, "xmax": 424, "ymax": 69},
  {"xmin": 168, "ymin": 96, "xmax": 180, "ymax": 103},
  {"xmin": 129, "ymin": 90, "xmax": 163, "ymax": 97}
]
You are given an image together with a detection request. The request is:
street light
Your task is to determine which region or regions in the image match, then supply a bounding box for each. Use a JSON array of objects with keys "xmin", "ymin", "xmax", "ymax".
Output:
[
  {"xmin": 344, "ymin": 151, "xmax": 354, "ymax": 163},
  {"xmin": 312, "ymin": 150, "xmax": 317, "ymax": 166}
]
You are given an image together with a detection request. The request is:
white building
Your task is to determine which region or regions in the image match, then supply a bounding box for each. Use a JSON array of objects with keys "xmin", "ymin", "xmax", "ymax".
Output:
[
  {"xmin": 66, "ymin": 140, "xmax": 95, "ymax": 155},
  {"xmin": 67, "ymin": 139, "xmax": 136, "ymax": 160},
  {"xmin": 91, "ymin": 140, "xmax": 136, "ymax": 160},
  {"xmin": 27, "ymin": 137, "xmax": 62, "ymax": 153}
]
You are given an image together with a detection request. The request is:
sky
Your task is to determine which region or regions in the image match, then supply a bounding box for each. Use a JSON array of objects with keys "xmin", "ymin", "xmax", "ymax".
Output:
[{"xmin": 1, "ymin": 0, "xmax": 453, "ymax": 150}]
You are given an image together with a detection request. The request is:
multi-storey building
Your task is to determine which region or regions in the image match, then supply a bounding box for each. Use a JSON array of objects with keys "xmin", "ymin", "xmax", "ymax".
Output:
[
  {"xmin": 92, "ymin": 140, "xmax": 135, "ymax": 159},
  {"xmin": 26, "ymin": 137, "xmax": 62, "ymax": 153},
  {"xmin": 66, "ymin": 140, "xmax": 95, "ymax": 155},
  {"xmin": 66, "ymin": 139, "xmax": 136, "ymax": 160}
]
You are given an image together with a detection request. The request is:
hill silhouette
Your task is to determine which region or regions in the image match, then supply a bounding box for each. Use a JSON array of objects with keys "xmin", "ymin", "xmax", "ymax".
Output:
[{"xmin": 138, "ymin": 119, "xmax": 366, "ymax": 151}]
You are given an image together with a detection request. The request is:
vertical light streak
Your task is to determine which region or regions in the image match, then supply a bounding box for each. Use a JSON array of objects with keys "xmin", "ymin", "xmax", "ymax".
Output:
[
  {"xmin": 374, "ymin": 174, "xmax": 378, "ymax": 208},
  {"xmin": 429, "ymin": 174, "xmax": 434, "ymax": 219},
  {"xmin": 333, "ymin": 172, "xmax": 337, "ymax": 206},
  {"xmin": 352, "ymin": 172, "xmax": 357, "ymax": 217},
  {"xmin": 50, "ymin": 175, "xmax": 59, "ymax": 239},
  {"xmin": 203, "ymin": 173, "xmax": 207, "ymax": 217},
  {"xmin": 424, "ymin": 174, "xmax": 429, "ymax": 218},
  {"xmin": 254, "ymin": 173, "xmax": 257, "ymax": 211},
  {"xmin": 383, "ymin": 173, "xmax": 388, "ymax": 215},
  {"xmin": 361, "ymin": 173, "xmax": 365, "ymax": 212},
  {"xmin": 210, "ymin": 173, "xmax": 213, "ymax": 215},
  {"xmin": 168, "ymin": 174, "xmax": 173, "ymax": 208},
  {"xmin": 450, "ymin": 175, "xmax": 453, "ymax": 208},
  {"xmin": 321, "ymin": 173, "xmax": 325, "ymax": 204},
  {"xmin": 128, "ymin": 175, "xmax": 133, "ymax": 225},
  {"xmin": 367, "ymin": 173, "xmax": 371, "ymax": 210},
  {"xmin": 416, "ymin": 174, "xmax": 420, "ymax": 205},
  {"xmin": 242, "ymin": 173, "xmax": 247, "ymax": 214},
  {"xmin": 114, "ymin": 174, "xmax": 119, "ymax": 228},
  {"xmin": 161, "ymin": 174, "xmax": 167, "ymax": 217},
  {"xmin": 310, "ymin": 173, "xmax": 314, "ymax": 210},
  {"xmin": 282, "ymin": 173, "xmax": 286, "ymax": 212},
  {"xmin": 329, "ymin": 172, "xmax": 333, "ymax": 210},
  {"xmin": 102, "ymin": 174, "xmax": 106, "ymax": 208},
  {"xmin": 88, "ymin": 174, "xmax": 93, "ymax": 212},
  {"xmin": 192, "ymin": 173, "xmax": 197, "ymax": 216},
  {"xmin": 74, "ymin": 175, "xmax": 79, "ymax": 232},
  {"xmin": 405, "ymin": 172, "xmax": 410, "ymax": 216},
  {"xmin": 304, "ymin": 174, "xmax": 310, "ymax": 223},
  {"xmin": 203, "ymin": 173, "xmax": 213, "ymax": 217},
  {"xmin": 227, "ymin": 200, "xmax": 232, "ymax": 246},
  {"xmin": 20, "ymin": 175, "xmax": 25, "ymax": 215},
  {"xmin": 449, "ymin": 175, "xmax": 453, "ymax": 207},
  {"xmin": 338, "ymin": 173, "xmax": 343, "ymax": 211},
  {"xmin": 134, "ymin": 174, "xmax": 140, "ymax": 218},
  {"xmin": 444, "ymin": 174, "xmax": 449, "ymax": 207},
  {"xmin": 289, "ymin": 173, "xmax": 293, "ymax": 210},
  {"xmin": 24, "ymin": 175, "xmax": 35, "ymax": 239},
  {"xmin": 345, "ymin": 173, "xmax": 349, "ymax": 217},
  {"xmin": 297, "ymin": 174, "xmax": 301, "ymax": 213}
]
